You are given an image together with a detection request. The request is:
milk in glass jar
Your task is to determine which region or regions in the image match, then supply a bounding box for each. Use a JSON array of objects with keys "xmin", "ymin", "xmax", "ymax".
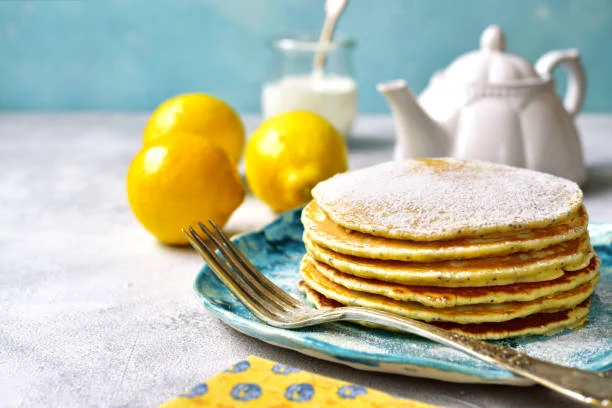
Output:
[{"xmin": 262, "ymin": 35, "xmax": 358, "ymax": 137}]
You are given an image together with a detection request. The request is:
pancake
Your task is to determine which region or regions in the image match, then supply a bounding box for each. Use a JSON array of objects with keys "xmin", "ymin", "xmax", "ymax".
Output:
[
  {"xmin": 298, "ymin": 280, "xmax": 592, "ymax": 340},
  {"xmin": 311, "ymin": 158, "xmax": 583, "ymax": 241},
  {"xmin": 299, "ymin": 258, "xmax": 598, "ymax": 324},
  {"xmin": 304, "ymin": 254, "xmax": 600, "ymax": 308},
  {"xmin": 302, "ymin": 201, "xmax": 589, "ymax": 262},
  {"xmin": 304, "ymin": 233, "xmax": 593, "ymax": 287}
]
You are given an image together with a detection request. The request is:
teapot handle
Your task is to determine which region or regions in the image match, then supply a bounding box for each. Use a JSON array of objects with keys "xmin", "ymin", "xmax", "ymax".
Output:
[{"xmin": 535, "ymin": 49, "xmax": 586, "ymax": 117}]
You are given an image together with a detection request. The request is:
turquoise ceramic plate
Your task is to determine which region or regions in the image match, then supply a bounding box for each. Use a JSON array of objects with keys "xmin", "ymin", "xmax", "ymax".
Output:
[{"xmin": 194, "ymin": 209, "xmax": 612, "ymax": 385}]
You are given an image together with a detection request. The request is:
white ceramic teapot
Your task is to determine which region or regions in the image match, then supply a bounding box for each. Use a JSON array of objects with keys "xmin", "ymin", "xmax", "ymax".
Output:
[{"xmin": 378, "ymin": 25, "xmax": 587, "ymax": 184}]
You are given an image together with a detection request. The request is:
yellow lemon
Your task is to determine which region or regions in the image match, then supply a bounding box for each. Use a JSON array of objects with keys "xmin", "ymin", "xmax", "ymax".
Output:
[
  {"xmin": 245, "ymin": 111, "xmax": 348, "ymax": 213},
  {"xmin": 127, "ymin": 132, "xmax": 245, "ymax": 245},
  {"xmin": 143, "ymin": 93, "xmax": 245, "ymax": 164}
]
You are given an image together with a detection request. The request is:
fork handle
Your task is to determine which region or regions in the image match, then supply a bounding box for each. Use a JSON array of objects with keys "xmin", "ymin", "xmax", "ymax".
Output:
[{"xmin": 335, "ymin": 307, "xmax": 611, "ymax": 407}]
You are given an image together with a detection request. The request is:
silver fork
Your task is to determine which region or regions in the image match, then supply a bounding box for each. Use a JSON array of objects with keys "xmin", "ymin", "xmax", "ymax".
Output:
[{"xmin": 184, "ymin": 221, "xmax": 611, "ymax": 407}]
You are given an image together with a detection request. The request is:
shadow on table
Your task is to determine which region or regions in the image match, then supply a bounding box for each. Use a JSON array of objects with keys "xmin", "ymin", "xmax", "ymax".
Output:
[
  {"xmin": 156, "ymin": 241, "xmax": 193, "ymax": 252},
  {"xmin": 583, "ymin": 163, "xmax": 612, "ymax": 196},
  {"xmin": 347, "ymin": 134, "xmax": 394, "ymax": 151}
]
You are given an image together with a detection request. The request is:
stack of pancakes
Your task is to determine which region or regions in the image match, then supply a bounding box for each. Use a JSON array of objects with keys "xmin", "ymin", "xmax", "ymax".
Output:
[{"xmin": 298, "ymin": 158, "xmax": 600, "ymax": 339}]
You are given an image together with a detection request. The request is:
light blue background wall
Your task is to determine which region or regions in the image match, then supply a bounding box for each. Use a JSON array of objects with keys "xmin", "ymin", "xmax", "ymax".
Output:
[{"xmin": 1, "ymin": 0, "xmax": 611, "ymax": 113}]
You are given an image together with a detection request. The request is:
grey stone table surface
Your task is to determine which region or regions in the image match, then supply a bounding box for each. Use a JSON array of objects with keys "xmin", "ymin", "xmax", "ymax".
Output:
[{"xmin": 0, "ymin": 113, "xmax": 610, "ymax": 408}]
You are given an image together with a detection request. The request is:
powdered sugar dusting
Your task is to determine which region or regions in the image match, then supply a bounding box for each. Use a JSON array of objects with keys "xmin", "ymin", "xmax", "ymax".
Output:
[{"xmin": 313, "ymin": 159, "xmax": 583, "ymax": 240}]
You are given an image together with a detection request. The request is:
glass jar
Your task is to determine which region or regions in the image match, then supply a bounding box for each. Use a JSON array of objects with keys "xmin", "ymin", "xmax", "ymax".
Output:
[{"xmin": 262, "ymin": 34, "xmax": 358, "ymax": 137}]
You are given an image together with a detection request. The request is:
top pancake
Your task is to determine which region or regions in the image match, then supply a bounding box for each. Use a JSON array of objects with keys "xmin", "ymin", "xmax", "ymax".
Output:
[
  {"xmin": 311, "ymin": 158, "xmax": 583, "ymax": 241},
  {"xmin": 302, "ymin": 201, "xmax": 588, "ymax": 262}
]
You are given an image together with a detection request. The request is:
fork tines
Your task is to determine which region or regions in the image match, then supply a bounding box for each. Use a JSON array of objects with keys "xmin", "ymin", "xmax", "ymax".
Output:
[{"xmin": 183, "ymin": 221, "xmax": 303, "ymax": 323}]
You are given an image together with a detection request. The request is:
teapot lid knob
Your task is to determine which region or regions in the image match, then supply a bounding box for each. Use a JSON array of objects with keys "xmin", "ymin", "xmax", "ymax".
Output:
[{"xmin": 480, "ymin": 25, "xmax": 506, "ymax": 51}]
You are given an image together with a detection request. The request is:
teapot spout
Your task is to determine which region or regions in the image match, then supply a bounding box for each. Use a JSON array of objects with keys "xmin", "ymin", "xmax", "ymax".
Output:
[{"xmin": 377, "ymin": 79, "xmax": 449, "ymax": 160}]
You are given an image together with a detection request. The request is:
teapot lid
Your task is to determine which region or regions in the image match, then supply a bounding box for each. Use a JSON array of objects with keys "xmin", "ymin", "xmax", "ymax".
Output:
[{"xmin": 444, "ymin": 25, "xmax": 538, "ymax": 83}]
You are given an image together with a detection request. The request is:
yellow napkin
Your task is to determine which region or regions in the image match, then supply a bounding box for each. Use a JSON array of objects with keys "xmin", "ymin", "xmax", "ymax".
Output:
[{"xmin": 161, "ymin": 356, "xmax": 437, "ymax": 407}]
